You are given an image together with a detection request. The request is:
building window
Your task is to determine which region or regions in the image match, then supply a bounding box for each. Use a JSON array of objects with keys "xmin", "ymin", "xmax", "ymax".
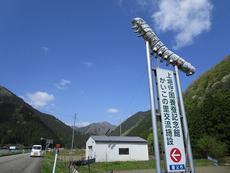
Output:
[{"xmin": 119, "ymin": 148, "xmax": 129, "ymax": 155}]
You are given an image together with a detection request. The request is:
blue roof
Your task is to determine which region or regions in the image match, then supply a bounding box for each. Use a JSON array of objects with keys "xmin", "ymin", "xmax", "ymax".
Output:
[{"xmin": 90, "ymin": 136, "xmax": 147, "ymax": 143}]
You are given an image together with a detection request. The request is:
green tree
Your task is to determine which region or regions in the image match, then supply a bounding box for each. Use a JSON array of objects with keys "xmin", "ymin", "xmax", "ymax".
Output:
[
  {"xmin": 198, "ymin": 135, "xmax": 228, "ymax": 159},
  {"xmin": 147, "ymin": 133, "xmax": 154, "ymax": 153}
]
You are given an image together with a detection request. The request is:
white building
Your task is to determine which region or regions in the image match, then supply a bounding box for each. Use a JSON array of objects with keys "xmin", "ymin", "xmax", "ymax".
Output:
[{"xmin": 85, "ymin": 136, "xmax": 149, "ymax": 162}]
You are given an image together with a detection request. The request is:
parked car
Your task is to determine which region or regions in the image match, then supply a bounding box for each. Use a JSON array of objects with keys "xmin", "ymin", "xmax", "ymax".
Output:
[{"xmin": 30, "ymin": 145, "xmax": 42, "ymax": 157}]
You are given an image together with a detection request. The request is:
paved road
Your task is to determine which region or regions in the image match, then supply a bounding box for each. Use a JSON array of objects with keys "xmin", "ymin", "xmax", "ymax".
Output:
[{"xmin": 0, "ymin": 153, "xmax": 43, "ymax": 173}]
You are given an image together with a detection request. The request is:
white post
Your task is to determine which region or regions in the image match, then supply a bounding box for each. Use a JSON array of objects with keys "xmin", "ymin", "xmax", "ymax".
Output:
[
  {"xmin": 52, "ymin": 149, "xmax": 59, "ymax": 173},
  {"xmin": 174, "ymin": 65, "xmax": 195, "ymax": 173},
  {"xmin": 145, "ymin": 41, "xmax": 162, "ymax": 173},
  {"xmin": 71, "ymin": 113, "xmax": 76, "ymax": 162}
]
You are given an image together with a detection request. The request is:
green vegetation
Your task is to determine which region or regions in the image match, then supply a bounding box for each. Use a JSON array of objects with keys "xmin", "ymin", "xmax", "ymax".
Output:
[
  {"xmin": 184, "ymin": 54, "xmax": 230, "ymax": 159},
  {"xmin": 0, "ymin": 102, "xmax": 60, "ymax": 146},
  {"xmin": 187, "ymin": 93, "xmax": 230, "ymax": 159},
  {"xmin": 42, "ymin": 149, "xmax": 228, "ymax": 173},
  {"xmin": 0, "ymin": 86, "xmax": 90, "ymax": 148},
  {"xmin": 112, "ymin": 110, "xmax": 151, "ymax": 136}
]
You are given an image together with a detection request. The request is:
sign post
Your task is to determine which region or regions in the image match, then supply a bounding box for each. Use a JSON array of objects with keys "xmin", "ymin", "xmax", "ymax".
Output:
[
  {"xmin": 52, "ymin": 144, "xmax": 60, "ymax": 173},
  {"xmin": 174, "ymin": 65, "xmax": 195, "ymax": 171},
  {"xmin": 145, "ymin": 41, "xmax": 162, "ymax": 173},
  {"xmin": 132, "ymin": 17, "xmax": 196, "ymax": 173}
]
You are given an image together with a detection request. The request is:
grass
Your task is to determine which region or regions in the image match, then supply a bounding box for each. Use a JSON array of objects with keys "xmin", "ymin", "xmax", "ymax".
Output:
[{"xmin": 42, "ymin": 149, "xmax": 230, "ymax": 173}]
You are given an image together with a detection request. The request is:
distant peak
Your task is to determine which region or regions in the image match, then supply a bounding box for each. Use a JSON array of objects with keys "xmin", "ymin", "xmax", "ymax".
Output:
[{"xmin": 0, "ymin": 86, "xmax": 13, "ymax": 97}]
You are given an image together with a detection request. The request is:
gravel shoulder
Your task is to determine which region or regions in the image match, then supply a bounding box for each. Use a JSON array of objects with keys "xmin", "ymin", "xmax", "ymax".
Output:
[{"xmin": 112, "ymin": 166, "xmax": 230, "ymax": 173}]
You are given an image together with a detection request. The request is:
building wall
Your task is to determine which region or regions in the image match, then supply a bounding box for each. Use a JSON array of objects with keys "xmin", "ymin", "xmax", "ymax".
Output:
[{"xmin": 86, "ymin": 137, "xmax": 149, "ymax": 162}]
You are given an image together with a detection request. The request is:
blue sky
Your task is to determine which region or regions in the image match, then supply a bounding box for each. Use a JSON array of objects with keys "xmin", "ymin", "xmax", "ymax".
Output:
[{"xmin": 1, "ymin": 0, "xmax": 230, "ymax": 127}]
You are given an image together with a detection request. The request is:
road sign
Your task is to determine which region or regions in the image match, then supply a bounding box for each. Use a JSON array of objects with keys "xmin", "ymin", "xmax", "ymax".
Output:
[
  {"xmin": 170, "ymin": 148, "xmax": 181, "ymax": 163},
  {"xmin": 156, "ymin": 68, "xmax": 186, "ymax": 172}
]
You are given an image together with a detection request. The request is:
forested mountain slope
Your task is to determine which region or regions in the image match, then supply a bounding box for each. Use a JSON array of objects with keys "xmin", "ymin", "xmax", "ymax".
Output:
[
  {"xmin": 0, "ymin": 86, "xmax": 90, "ymax": 148},
  {"xmin": 184, "ymin": 54, "xmax": 230, "ymax": 110},
  {"xmin": 111, "ymin": 110, "xmax": 151, "ymax": 136},
  {"xmin": 184, "ymin": 54, "xmax": 230, "ymax": 158},
  {"xmin": 0, "ymin": 101, "xmax": 60, "ymax": 146}
]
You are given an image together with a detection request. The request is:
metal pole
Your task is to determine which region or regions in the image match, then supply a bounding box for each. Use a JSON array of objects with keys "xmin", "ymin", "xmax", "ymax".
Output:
[
  {"xmin": 52, "ymin": 149, "xmax": 59, "ymax": 173},
  {"xmin": 145, "ymin": 41, "xmax": 162, "ymax": 173},
  {"xmin": 120, "ymin": 118, "xmax": 122, "ymax": 136},
  {"xmin": 71, "ymin": 113, "xmax": 76, "ymax": 162},
  {"xmin": 174, "ymin": 65, "xmax": 195, "ymax": 173}
]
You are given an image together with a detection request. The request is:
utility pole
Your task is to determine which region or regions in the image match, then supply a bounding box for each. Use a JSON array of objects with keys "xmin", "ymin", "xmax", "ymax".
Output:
[
  {"xmin": 119, "ymin": 118, "xmax": 122, "ymax": 136},
  {"xmin": 71, "ymin": 113, "xmax": 76, "ymax": 162}
]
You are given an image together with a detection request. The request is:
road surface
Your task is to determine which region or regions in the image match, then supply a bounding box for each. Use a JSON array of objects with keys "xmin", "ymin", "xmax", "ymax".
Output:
[
  {"xmin": 113, "ymin": 166, "xmax": 230, "ymax": 173},
  {"xmin": 0, "ymin": 153, "xmax": 43, "ymax": 173}
]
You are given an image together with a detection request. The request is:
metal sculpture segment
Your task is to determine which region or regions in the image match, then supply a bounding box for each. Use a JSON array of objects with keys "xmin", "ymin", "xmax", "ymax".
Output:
[{"xmin": 132, "ymin": 17, "xmax": 196, "ymax": 76}]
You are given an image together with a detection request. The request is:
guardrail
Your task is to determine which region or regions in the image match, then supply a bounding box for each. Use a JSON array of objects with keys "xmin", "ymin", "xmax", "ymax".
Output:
[{"xmin": 0, "ymin": 149, "xmax": 30, "ymax": 154}]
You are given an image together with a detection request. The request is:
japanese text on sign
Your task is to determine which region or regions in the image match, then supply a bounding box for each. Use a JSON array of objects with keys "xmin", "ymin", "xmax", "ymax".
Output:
[{"xmin": 156, "ymin": 68, "xmax": 185, "ymax": 172}]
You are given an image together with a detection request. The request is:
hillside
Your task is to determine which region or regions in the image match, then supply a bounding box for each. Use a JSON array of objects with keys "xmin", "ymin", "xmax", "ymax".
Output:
[
  {"xmin": 75, "ymin": 122, "xmax": 117, "ymax": 135},
  {"xmin": 124, "ymin": 113, "xmax": 152, "ymax": 139},
  {"xmin": 183, "ymin": 54, "xmax": 230, "ymax": 158},
  {"xmin": 0, "ymin": 86, "xmax": 90, "ymax": 148},
  {"xmin": 0, "ymin": 101, "xmax": 60, "ymax": 146},
  {"xmin": 183, "ymin": 54, "xmax": 230, "ymax": 110},
  {"xmin": 111, "ymin": 110, "xmax": 151, "ymax": 136}
]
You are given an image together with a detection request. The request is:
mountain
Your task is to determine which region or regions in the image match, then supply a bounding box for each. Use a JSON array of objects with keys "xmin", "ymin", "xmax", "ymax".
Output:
[
  {"xmin": 183, "ymin": 54, "xmax": 230, "ymax": 111},
  {"xmin": 0, "ymin": 86, "xmax": 90, "ymax": 148},
  {"xmin": 124, "ymin": 113, "xmax": 152, "ymax": 139},
  {"xmin": 183, "ymin": 54, "xmax": 230, "ymax": 158},
  {"xmin": 75, "ymin": 122, "xmax": 117, "ymax": 135},
  {"xmin": 0, "ymin": 101, "xmax": 60, "ymax": 146},
  {"xmin": 111, "ymin": 110, "xmax": 151, "ymax": 136}
]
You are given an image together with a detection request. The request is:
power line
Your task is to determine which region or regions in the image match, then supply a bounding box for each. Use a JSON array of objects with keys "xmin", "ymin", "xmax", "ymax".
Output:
[
  {"xmin": 38, "ymin": 109, "xmax": 74, "ymax": 118},
  {"xmin": 123, "ymin": 68, "xmax": 147, "ymax": 116}
]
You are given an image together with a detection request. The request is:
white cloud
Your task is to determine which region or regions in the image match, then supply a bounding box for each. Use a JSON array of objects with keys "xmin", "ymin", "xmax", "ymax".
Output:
[
  {"xmin": 151, "ymin": 0, "xmax": 213, "ymax": 49},
  {"xmin": 25, "ymin": 91, "xmax": 54, "ymax": 108},
  {"xmin": 106, "ymin": 108, "xmax": 119, "ymax": 113},
  {"xmin": 41, "ymin": 47, "xmax": 49, "ymax": 52},
  {"xmin": 83, "ymin": 62, "xmax": 93, "ymax": 67},
  {"xmin": 76, "ymin": 121, "xmax": 90, "ymax": 127},
  {"xmin": 55, "ymin": 79, "xmax": 71, "ymax": 90},
  {"xmin": 19, "ymin": 95, "xmax": 27, "ymax": 101}
]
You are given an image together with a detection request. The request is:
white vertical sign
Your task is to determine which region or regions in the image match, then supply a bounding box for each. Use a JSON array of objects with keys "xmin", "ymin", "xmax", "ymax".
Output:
[{"xmin": 156, "ymin": 68, "xmax": 186, "ymax": 172}]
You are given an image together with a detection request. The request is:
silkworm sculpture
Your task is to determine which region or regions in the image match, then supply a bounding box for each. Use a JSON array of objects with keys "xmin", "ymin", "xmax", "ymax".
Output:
[{"xmin": 132, "ymin": 17, "xmax": 196, "ymax": 76}]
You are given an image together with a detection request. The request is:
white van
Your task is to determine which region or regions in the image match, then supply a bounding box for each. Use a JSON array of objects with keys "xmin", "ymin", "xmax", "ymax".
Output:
[{"xmin": 30, "ymin": 145, "xmax": 42, "ymax": 157}]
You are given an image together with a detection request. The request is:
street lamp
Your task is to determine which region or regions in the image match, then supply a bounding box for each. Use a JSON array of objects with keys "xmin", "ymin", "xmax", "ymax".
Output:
[{"xmin": 132, "ymin": 17, "xmax": 196, "ymax": 76}]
